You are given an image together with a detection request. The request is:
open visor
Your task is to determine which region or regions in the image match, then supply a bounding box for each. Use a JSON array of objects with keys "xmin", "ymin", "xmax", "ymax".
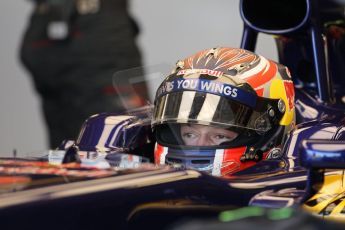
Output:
[{"xmin": 153, "ymin": 90, "xmax": 282, "ymax": 133}]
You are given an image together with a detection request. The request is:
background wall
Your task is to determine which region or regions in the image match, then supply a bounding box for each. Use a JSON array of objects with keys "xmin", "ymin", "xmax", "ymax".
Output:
[{"xmin": 0, "ymin": 0, "xmax": 276, "ymax": 157}]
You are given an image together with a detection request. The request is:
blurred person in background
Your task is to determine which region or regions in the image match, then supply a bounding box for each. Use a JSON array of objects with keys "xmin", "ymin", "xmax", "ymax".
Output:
[{"xmin": 20, "ymin": 0, "xmax": 143, "ymax": 148}]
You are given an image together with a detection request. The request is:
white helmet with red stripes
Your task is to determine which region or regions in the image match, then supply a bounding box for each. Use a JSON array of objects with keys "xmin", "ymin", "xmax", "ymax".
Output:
[{"xmin": 152, "ymin": 47, "xmax": 295, "ymax": 177}]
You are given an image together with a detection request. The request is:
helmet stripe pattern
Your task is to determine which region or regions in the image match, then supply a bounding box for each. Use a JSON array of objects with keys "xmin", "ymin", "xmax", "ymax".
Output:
[
  {"xmin": 212, "ymin": 149, "xmax": 225, "ymax": 176},
  {"xmin": 154, "ymin": 143, "xmax": 168, "ymax": 165},
  {"xmin": 178, "ymin": 91, "xmax": 196, "ymax": 118},
  {"xmin": 245, "ymin": 59, "xmax": 277, "ymax": 89},
  {"xmin": 185, "ymin": 48, "xmax": 259, "ymax": 72},
  {"xmin": 196, "ymin": 94, "xmax": 221, "ymax": 122}
]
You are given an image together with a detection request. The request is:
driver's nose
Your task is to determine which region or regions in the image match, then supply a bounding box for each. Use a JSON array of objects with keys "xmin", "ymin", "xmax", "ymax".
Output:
[{"xmin": 196, "ymin": 134, "xmax": 211, "ymax": 146}]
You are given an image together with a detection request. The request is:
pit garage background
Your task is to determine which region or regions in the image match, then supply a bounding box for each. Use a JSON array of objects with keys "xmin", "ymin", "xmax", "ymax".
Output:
[{"xmin": 0, "ymin": 0, "xmax": 277, "ymax": 156}]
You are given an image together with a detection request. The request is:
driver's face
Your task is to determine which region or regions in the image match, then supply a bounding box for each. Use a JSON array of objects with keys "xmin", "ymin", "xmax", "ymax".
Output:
[{"xmin": 180, "ymin": 124, "xmax": 238, "ymax": 146}]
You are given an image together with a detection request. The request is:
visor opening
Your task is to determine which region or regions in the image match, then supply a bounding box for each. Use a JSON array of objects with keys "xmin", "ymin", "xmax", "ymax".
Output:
[{"xmin": 191, "ymin": 159, "xmax": 211, "ymax": 164}]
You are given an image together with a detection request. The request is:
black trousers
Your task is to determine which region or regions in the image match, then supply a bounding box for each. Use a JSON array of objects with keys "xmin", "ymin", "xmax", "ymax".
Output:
[{"xmin": 20, "ymin": 0, "xmax": 143, "ymax": 148}]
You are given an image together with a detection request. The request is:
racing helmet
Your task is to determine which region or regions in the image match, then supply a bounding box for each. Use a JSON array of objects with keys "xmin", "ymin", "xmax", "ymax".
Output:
[{"xmin": 152, "ymin": 47, "xmax": 295, "ymax": 177}]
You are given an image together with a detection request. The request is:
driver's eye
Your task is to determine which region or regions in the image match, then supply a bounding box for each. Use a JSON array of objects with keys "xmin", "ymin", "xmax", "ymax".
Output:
[
  {"xmin": 215, "ymin": 135, "xmax": 227, "ymax": 139},
  {"xmin": 211, "ymin": 134, "xmax": 236, "ymax": 143},
  {"xmin": 182, "ymin": 133, "xmax": 196, "ymax": 139}
]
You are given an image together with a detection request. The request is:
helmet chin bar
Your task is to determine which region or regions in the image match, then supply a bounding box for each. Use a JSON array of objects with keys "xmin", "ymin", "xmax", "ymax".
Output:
[{"xmin": 240, "ymin": 125, "xmax": 285, "ymax": 162}]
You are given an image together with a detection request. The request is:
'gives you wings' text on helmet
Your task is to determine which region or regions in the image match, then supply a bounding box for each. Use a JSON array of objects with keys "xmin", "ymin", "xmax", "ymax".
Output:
[{"xmin": 152, "ymin": 47, "xmax": 295, "ymax": 177}]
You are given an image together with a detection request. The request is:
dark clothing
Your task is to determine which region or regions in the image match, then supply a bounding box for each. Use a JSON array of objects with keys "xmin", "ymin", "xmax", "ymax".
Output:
[{"xmin": 20, "ymin": 0, "xmax": 142, "ymax": 148}]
